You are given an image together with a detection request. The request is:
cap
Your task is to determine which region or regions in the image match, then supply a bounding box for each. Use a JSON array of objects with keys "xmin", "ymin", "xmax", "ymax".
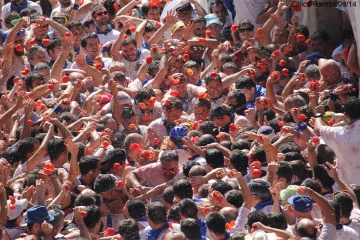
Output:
[
  {"xmin": 257, "ymin": 126, "xmax": 275, "ymax": 140},
  {"xmin": 205, "ymin": 14, "xmax": 223, "ymax": 27},
  {"xmin": 176, "ymin": 2, "xmax": 193, "ymax": 13},
  {"xmin": 171, "ymin": 21, "xmax": 185, "ymax": 35},
  {"xmin": 24, "ymin": 205, "xmax": 54, "ymax": 224},
  {"xmin": 288, "ymin": 194, "xmax": 313, "ymax": 213},
  {"xmin": 169, "ymin": 125, "xmax": 188, "ymax": 139},
  {"xmin": 7, "ymin": 198, "xmax": 28, "ymax": 220},
  {"xmin": 305, "ymin": 52, "xmax": 323, "ymax": 65},
  {"xmin": 280, "ymin": 185, "xmax": 299, "ymax": 204}
]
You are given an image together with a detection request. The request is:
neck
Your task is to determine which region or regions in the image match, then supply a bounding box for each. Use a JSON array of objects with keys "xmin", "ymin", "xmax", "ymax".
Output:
[
  {"xmin": 151, "ymin": 222, "xmax": 167, "ymax": 231},
  {"xmin": 110, "ymin": 168, "xmax": 124, "ymax": 177},
  {"xmin": 341, "ymin": 217, "xmax": 351, "ymax": 225},
  {"xmin": 86, "ymin": 55, "xmax": 96, "ymax": 61},
  {"xmin": 98, "ymin": 24, "xmax": 109, "ymax": 32},
  {"xmin": 213, "ymin": 233, "xmax": 226, "ymax": 240},
  {"xmin": 81, "ymin": 175, "xmax": 93, "ymax": 186}
]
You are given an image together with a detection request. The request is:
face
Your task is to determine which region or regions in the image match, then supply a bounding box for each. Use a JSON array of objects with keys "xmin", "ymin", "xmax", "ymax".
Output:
[
  {"xmin": 35, "ymin": 68, "xmax": 50, "ymax": 82},
  {"xmin": 122, "ymin": 43, "xmax": 137, "ymax": 62},
  {"xmin": 272, "ymin": 27, "xmax": 288, "ymax": 45},
  {"xmin": 207, "ymin": 23, "xmax": 222, "ymax": 38},
  {"xmin": 106, "ymin": 118, "xmax": 117, "ymax": 129},
  {"xmin": 212, "ymin": 115, "xmax": 230, "ymax": 128},
  {"xmin": 161, "ymin": 160, "xmax": 179, "ymax": 180},
  {"xmin": 194, "ymin": 106, "xmax": 209, "ymax": 121},
  {"xmin": 223, "ymin": 67, "xmax": 236, "ymax": 75},
  {"xmin": 171, "ymin": 82, "xmax": 187, "ymax": 98},
  {"xmin": 183, "ymin": 67, "xmax": 200, "ymax": 85},
  {"xmin": 177, "ymin": 11, "xmax": 194, "ymax": 24},
  {"xmin": 193, "ymin": 21, "xmax": 206, "ymax": 37},
  {"xmin": 49, "ymin": 45, "xmax": 62, "ymax": 60},
  {"xmin": 143, "ymin": 30, "xmax": 156, "ymax": 44},
  {"xmin": 239, "ymin": 87, "xmax": 253, "ymax": 102},
  {"xmin": 94, "ymin": 9, "xmax": 110, "ymax": 26},
  {"xmin": 164, "ymin": 107, "xmax": 183, "ymax": 125},
  {"xmin": 189, "ymin": 45, "xmax": 205, "ymax": 61},
  {"xmin": 145, "ymin": 6, "xmax": 161, "ymax": 21},
  {"xmin": 211, "ymin": 4, "xmax": 227, "ymax": 23},
  {"xmin": 70, "ymin": 26, "xmax": 85, "ymax": 47},
  {"xmin": 85, "ymin": 23, "xmax": 97, "ymax": 34},
  {"xmin": 123, "ymin": 115, "xmax": 139, "ymax": 132},
  {"xmin": 84, "ymin": 37, "xmax": 100, "ymax": 58},
  {"xmin": 319, "ymin": 66, "xmax": 337, "ymax": 85},
  {"xmin": 311, "ymin": 39, "xmax": 327, "ymax": 55},
  {"xmin": 29, "ymin": 51, "xmax": 47, "ymax": 66},
  {"xmin": 206, "ymin": 80, "xmax": 222, "ymax": 98},
  {"xmin": 239, "ymin": 24, "xmax": 254, "ymax": 41},
  {"xmin": 172, "ymin": 27, "xmax": 185, "ymax": 40},
  {"xmin": 34, "ymin": 24, "xmax": 49, "ymax": 39}
]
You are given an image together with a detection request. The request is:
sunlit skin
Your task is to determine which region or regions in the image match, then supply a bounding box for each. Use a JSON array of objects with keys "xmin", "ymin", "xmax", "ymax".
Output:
[
  {"xmin": 272, "ymin": 27, "xmax": 288, "ymax": 45},
  {"xmin": 193, "ymin": 21, "xmax": 206, "ymax": 37},
  {"xmin": 212, "ymin": 115, "xmax": 230, "ymax": 128},
  {"xmin": 207, "ymin": 23, "xmax": 222, "ymax": 38},
  {"xmin": 183, "ymin": 67, "xmax": 200, "ymax": 85},
  {"xmin": 122, "ymin": 43, "xmax": 137, "ymax": 62},
  {"xmin": 170, "ymin": 82, "xmax": 187, "ymax": 98},
  {"xmin": 69, "ymin": 26, "xmax": 85, "ymax": 48},
  {"xmin": 206, "ymin": 80, "xmax": 222, "ymax": 99},
  {"xmin": 172, "ymin": 27, "xmax": 185, "ymax": 40},
  {"xmin": 194, "ymin": 106, "xmax": 209, "ymax": 121},
  {"xmin": 94, "ymin": 9, "xmax": 110, "ymax": 27},
  {"xmin": 143, "ymin": 30, "xmax": 156, "ymax": 45},
  {"xmin": 177, "ymin": 10, "xmax": 194, "ymax": 25},
  {"xmin": 164, "ymin": 107, "xmax": 182, "ymax": 126},
  {"xmin": 123, "ymin": 115, "xmax": 139, "ymax": 133},
  {"xmin": 319, "ymin": 65, "xmax": 339, "ymax": 85},
  {"xmin": 144, "ymin": 6, "xmax": 161, "ymax": 21},
  {"xmin": 189, "ymin": 46, "xmax": 205, "ymax": 61},
  {"xmin": 29, "ymin": 51, "xmax": 47, "ymax": 66},
  {"xmin": 34, "ymin": 24, "xmax": 49, "ymax": 40},
  {"xmin": 161, "ymin": 160, "xmax": 179, "ymax": 181},
  {"xmin": 35, "ymin": 68, "xmax": 51, "ymax": 82},
  {"xmin": 239, "ymin": 24, "xmax": 254, "ymax": 42},
  {"xmin": 238, "ymin": 87, "xmax": 254, "ymax": 102},
  {"xmin": 83, "ymin": 37, "xmax": 100, "ymax": 60}
]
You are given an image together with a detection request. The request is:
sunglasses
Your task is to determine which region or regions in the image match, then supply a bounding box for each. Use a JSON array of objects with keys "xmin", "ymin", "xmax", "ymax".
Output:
[
  {"xmin": 239, "ymin": 26, "xmax": 254, "ymax": 33},
  {"xmin": 95, "ymin": 10, "xmax": 109, "ymax": 17},
  {"xmin": 191, "ymin": 46, "xmax": 205, "ymax": 51}
]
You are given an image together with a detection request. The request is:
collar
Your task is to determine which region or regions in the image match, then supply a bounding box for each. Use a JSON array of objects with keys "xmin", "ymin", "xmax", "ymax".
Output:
[
  {"xmin": 336, "ymin": 223, "xmax": 343, "ymax": 230},
  {"xmin": 162, "ymin": 116, "xmax": 173, "ymax": 135},
  {"xmin": 85, "ymin": 55, "xmax": 104, "ymax": 68},
  {"xmin": 344, "ymin": 220, "xmax": 352, "ymax": 226},
  {"xmin": 254, "ymin": 199, "xmax": 274, "ymax": 211},
  {"xmin": 196, "ymin": 79, "xmax": 203, "ymax": 86},
  {"xmin": 190, "ymin": 154, "xmax": 201, "ymax": 160},
  {"xmin": 321, "ymin": 190, "xmax": 334, "ymax": 196},
  {"xmin": 94, "ymin": 25, "xmax": 112, "ymax": 35},
  {"xmin": 212, "ymin": 94, "xmax": 223, "ymax": 103},
  {"xmin": 142, "ymin": 40, "xmax": 150, "ymax": 50},
  {"xmin": 147, "ymin": 221, "xmax": 169, "ymax": 240}
]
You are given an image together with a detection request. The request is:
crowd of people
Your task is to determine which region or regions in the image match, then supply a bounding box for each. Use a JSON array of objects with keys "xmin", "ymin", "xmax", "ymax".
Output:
[{"xmin": 0, "ymin": 0, "xmax": 359, "ymax": 239}]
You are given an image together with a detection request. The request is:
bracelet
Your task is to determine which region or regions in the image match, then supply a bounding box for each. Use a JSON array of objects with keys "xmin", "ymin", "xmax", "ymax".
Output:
[
  {"xmin": 329, "ymin": 92, "xmax": 338, "ymax": 101},
  {"xmin": 54, "ymin": 105, "xmax": 63, "ymax": 114},
  {"xmin": 73, "ymin": 3, "xmax": 79, "ymax": 10}
]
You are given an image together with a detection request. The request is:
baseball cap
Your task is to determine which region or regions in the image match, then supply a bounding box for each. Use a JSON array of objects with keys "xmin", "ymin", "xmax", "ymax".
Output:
[
  {"xmin": 288, "ymin": 194, "xmax": 313, "ymax": 213},
  {"xmin": 7, "ymin": 198, "xmax": 28, "ymax": 220},
  {"xmin": 24, "ymin": 205, "xmax": 54, "ymax": 224},
  {"xmin": 205, "ymin": 14, "xmax": 223, "ymax": 27},
  {"xmin": 170, "ymin": 125, "xmax": 188, "ymax": 139},
  {"xmin": 257, "ymin": 126, "xmax": 275, "ymax": 140}
]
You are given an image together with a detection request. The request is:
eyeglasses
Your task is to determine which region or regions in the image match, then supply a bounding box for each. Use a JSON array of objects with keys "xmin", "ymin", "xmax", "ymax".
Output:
[
  {"xmin": 191, "ymin": 46, "xmax": 205, "ymax": 51},
  {"xmin": 95, "ymin": 10, "xmax": 109, "ymax": 17},
  {"xmin": 239, "ymin": 26, "xmax": 254, "ymax": 33}
]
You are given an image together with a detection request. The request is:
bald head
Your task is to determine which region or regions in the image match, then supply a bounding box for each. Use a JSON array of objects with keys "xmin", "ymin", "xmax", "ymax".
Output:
[
  {"xmin": 219, "ymin": 207, "xmax": 238, "ymax": 223},
  {"xmin": 319, "ymin": 59, "xmax": 341, "ymax": 85},
  {"xmin": 189, "ymin": 165, "xmax": 207, "ymax": 177},
  {"xmin": 164, "ymin": 231, "xmax": 186, "ymax": 240},
  {"xmin": 296, "ymin": 218, "xmax": 317, "ymax": 238},
  {"xmin": 124, "ymin": 133, "xmax": 144, "ymax": 150}
]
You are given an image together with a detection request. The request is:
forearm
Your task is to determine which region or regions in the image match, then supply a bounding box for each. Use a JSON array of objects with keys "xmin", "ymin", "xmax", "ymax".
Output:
[
  {"xmin": 262, "ymin": 226, "xmax": 295, "ymax": 240},
  {"xmin": 266, "ymin": 82, "xmax": 278, "ymax": 104},
  {"xmin": 0, "ymin": 105, "xmax": 19, "ymax": 129},
  {"xmin": 346, "ymin": 42, "xmax": 360, "ymax": 76},
  {"xmin": 28, "ymin": 85, "xmax": 51, "ymax": 99},
  {"xmin": 49, "ymin": 19, "xmax": 72, "ymax": 36},
  {"xmin": 137, "ymin": 184, "xmax": 166, "ymax": 200},
  {"xmin": 314, "ymin": 118, "xmax": 325, "ymax": 132},
  {"xmin": 0, "ymin": 192, "xmax": 7, "ymax": 225},
  {"xmin": 136, "ymin": 61, "xmax": 149, "ymax": 82},
  {"xmin": 256, "ymin": 6, "xmax": 277, "ymax": 24},
  {"xmin": 20, "ymin": 113, "xmax": 32, "ymax": 140},
  {"xmin": 116, "ymin": 0, "xmax": 137, "ymax": 16},
  {"xmin": 282, "ymin": 79, "xmax": 296, "ymax": 99},
  {"xmin": 56, "ymin": 122, "xmax": 74, "ymax": 139},
  {"xmin": 148, "ymin": 24, "xmax": 170, "ymax": 47},
  {"xmin": 68, "ymin": 153, "xmax": 79, "ymax": 183},
  {"xmin": 126, "ymin": 172, "xmax": 142, "ymax": 188},
  {"xmin": 309, "ymin": 190, "xmax": 335, "ymax": 224},
  {"xmin": 192, "ymin": 1, "xmax": 207, "ymax": 16},
  {"xmin": 307, "ymin": 149, "xmax": 318, "ymax": 169},
  {"xmin": 51, "ymin": 51, "xmax": 68, "ymax": 80}
]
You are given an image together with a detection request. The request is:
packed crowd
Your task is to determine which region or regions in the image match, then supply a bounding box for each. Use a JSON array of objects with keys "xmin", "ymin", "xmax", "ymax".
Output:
[{"xmin": 0, "ymin": 0, "xmax": 359, "ymax": 239}]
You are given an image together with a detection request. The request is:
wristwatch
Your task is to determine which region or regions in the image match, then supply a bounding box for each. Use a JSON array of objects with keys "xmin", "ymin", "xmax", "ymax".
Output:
[{"xmin": 315, "ymin": 113, "xmax": 323, "ymax": 118}]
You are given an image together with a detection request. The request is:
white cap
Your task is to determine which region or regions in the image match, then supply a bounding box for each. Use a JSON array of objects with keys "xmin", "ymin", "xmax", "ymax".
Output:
[{"xmin": 7, "ymin": 198, "xmax": 28, "ymax": 220}]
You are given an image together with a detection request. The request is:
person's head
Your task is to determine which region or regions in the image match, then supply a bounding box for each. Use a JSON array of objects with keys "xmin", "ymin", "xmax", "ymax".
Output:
[
  {"xmin": 25, "ymin": 205, "xmax": 54, "ymax": 235},
  {"xmin": 222, "ymin": 62, "xmax": 238, "ymax": 75},
  {"xmin": 118, "ymin": 219, "xmax": 140, "ymax": 240},
  {"xmin": 121, "ymin": 107, "xmax": 139, "ymax": 132},
  {"xmin": 173, "ymin": 179, "xmax": 193, "ymax": 203},
  {"xmin": 267, "ymin": 212, "xmax": 287, "ymax": 230},
  {"xmin": 313, "ymin": 164, "xmax": 335, "ymax": 190},
  {"xmin": 66, "ymin": 21, "xmax": 85, "ymax": 47},
  {"xmin": 288, "ymin": 194, "xmax": 313, "ymax": 218},
  {"xmin": 183, "ymin": 60, "xmax": 201, "ymax": 85},
  {"xmin": 226, "ymin": 89, "xmax": 246, "ymax": 115},
  {"xmin": 205, "ymin": 14, "xmax": 223, "ymax": 38},
  {"xmin": 205, "ymin": 212, "xmax": 226, "ymax": 237},
  {"xmin": 272, "ymin": 26, "xmax": 289, "ymax": 45},
  {"xmin": 147, "ymin": 202, "xmax": 167, "ymax": 227},
  {"xmin": 205, "ymin": 72, "xmax": 222, "ymax": 98},
  {"xmin": 58, "ymin": 0, "xmax": 71, "ymax": 7},
  {"xmin": 318, "ymin": 59, "xmax": 341, "ymax": 85},
  {"xmin": 225, "ymin": 189, "xmax": 243, "ymax": 208},
  {"xmin": 310, "ymin": 30, "xmax": 330, "ymax": 55},
  {"xmin": 142, "ymin": 3, "xmax": 162, "ymax": 21},
  {"xmin": 30, "ymin": 15, "xmax": 49, "ymax": 40},
  {"xmin": 209, "ymin": 105, "xmax": 232, "ymax": 128},
  {"xmin": 163, "ymin": 186, "xmax": 175, "ymax": 208},
  {"xmin": 79, "ymin": 156, "xmax": 100, "ymax": 181},
  {"xmin": 188, "ymin": 44, "xmax": 206, "ymax": 61},
  {"xmin": 162, "ymin": 97, "xmax": 183, "ymax": 126},
  {"xmin": 248, "ymin": 179, "xmax": 272, "ymax": 206},
  {"xmin": 28, "ymin": 46, "xmax": 47, "ymax": 67},
  {"xmin": 33, "ymin": 63, "xmax": 50, "ymax": 82},
  {"xmin": 74, "ymin": 194, "xmax": 96, "ymax": 207},
  {"xmin": 209, "ymin": 0, "xmax": 227, "ymax": 24},
  {"xmin": 81, "ymin": 33, "xmax": 100, "ymax": 58},
  {"xmin": 169, "ymin": 73, "xmax": 188, "ymax": 99},
  {"xmin": 82, "ymin": 205, "xmax": 102, "ymax": 232},
  {"xmin": 235, "ymin": 76, "xmax": 256, "ymax": 102},
  {"xmin": 295, "ymin": 218, "xmax": 317, "ymax": 239},
  {"xmin": 180, "ymin": 218, "xmax": 202, "ymax": 240},
  {"xmin": 46, "ymin": 38, "xmax": 62, "ymax": 60},
  {"xmin": 92, "ymin": 6, "xmax": 110, "ymax": 27},
  {"xmin": 211, "ymin": 181, "xmax": 233, "ymax": 196},
  {"xmin": 94, "ymin": 174, "xmax": 117, "ymax": 200},
  {"xmin": 305, "ymin": 64, "xmax": 320, "ymax": 81},
  {"xmin": 121, "ymin": 36, "xmax": 138, "ymax": 62},
  {"xmin": 229, "ymin": 149, "xmax": 249, "ymax": 173},
  {"xmin": 276, "ymin": 161, "xmax": 293, "ymax": 185},
  {"xmin": 237, "ymin": 20, "xmax": 254, "ymax": 42},
  {"xmin": 344, "ymin": 97, "xmax": 360, "ymax": 120},
  {"xmin": 205, "ymin": 149, "xmax": 224, "ymax": 170},
  {"xmin": 47, "ymin": 138, "xmax": 67, "ymax": 166},
  {"xmin": 24, "ymin": 72, "xmax": 45, "ymax": 91},
  {"xmin": 127, "ymin": 199, "xmax": 146, "ymax": 220},
  {"xmin": 106, "ymin": 149, "xmax": 127, "ymax": 171},
  {"xmin": 171, "ymin": 21, "xmax": 185, "ymax": 40},
  {"xmin": 190, "ymin": 17, "xmax": 206, "ymax": 37},
  {"xmin": 160, "ymin": 151, "xmax": 179, "ymax": 180},
  {"xmin": 142, "ymin": 21, "xmax": 158, "ymax": 44},
  {"xmin": 16, "ymin": 137, "xmax": 40, "ymax": 162},
  {"xmin": 48, "ymin": 208, "xmax": 65, "ymax": 236},
  {"xmin": 246, "ymin": 211, "xmax": 269, "ymax": 233},
  {"xmin": 176, "ymin": 2, "xmax": 194, "ymax": 24},
  {"xmin": 193, "ymin": 98, "xmax": 211, "ymax": 122},
  {"xmin": 178, "ymin": 198, "xmax": 198, "ymax": 219},
  {"xmin": 333, "ymin": 191, "xmax": 353, "ymax": 219},
  {"xmin": 197, "ymin": 121, "xmax": 219, "ymax": 137},
  {"xmin": 283, "ymin": 94, "xmax": 307, "ymax": 111},
  {"xmin": 301, "ymin": 178, "xmax": 321, "ymax": 194}
]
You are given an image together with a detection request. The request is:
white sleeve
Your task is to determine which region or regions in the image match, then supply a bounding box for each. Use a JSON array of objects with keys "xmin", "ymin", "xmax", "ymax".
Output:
[
  {"xmin": 317, "ymin": 223, "xmax": 336, "ymax": 240},
  {"xmin": 233, "ymin": 206, "xmax": 250, "ymax": 233}
]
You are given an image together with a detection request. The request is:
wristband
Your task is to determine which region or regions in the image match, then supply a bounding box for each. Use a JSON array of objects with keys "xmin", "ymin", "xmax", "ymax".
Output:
[
  {"xmin": 329, "ymin": 92, "xmax": 338, "ymax": 101},
  {"xmin": 54, "ymin": 105, "xmax": 63, "ymax": 114},
  {"xmin": 73, "ymin": 3, "xmax": 79, "ymax": 10},
  {"xmin": 102, "ymin": 46, "xmax": 109, "ymax": 53}
]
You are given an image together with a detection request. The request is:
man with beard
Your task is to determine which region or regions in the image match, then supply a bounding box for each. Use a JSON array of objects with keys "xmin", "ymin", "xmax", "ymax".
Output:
[
  {"xmin": 91, "ymin": 6, "xmax": 120, "ymax": 45},
  {"xmin": 51, "ymin": 0, "xmax": 92, "ymax": 21},
  {"xmin": 1, "ymin": 0, "xmax": 42, "ymax": 20},
  {"xmin": 111, "ymin": 20, "xmax": 150, "ymax": 80}
]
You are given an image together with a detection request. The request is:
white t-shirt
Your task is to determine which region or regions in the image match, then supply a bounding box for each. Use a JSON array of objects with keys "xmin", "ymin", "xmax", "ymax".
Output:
[
  {"xmin": 95, "ymin": 28, "xmax": 120, "ymax": 45},
  {"xmin": 336, "ymin": 225, "xmax": 359, "ymax": 240},
  {"xmin": 233, "ymin": 0, "xmax": 267, "ymax": 29},
  {"xmin": 1, "ymin": 1, "xmax": 42, "ymax": 20},
  {"xmin": 122, "ymin": 48, "xmax": 150, "ymax": 81},
  {"xmin": 50, "ymin": 2, "xmax": 88, "ymax": 21},
  {"xmin": 70, "ymin": 56, "xmax": 113, "ymax": 69}
]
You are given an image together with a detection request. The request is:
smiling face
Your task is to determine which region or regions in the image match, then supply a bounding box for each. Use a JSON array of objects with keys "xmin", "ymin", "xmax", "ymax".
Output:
[
  {"xmin": 84, "ymin": 37, "xmax": 100, "ymax": 59},
  {"xmin": 161, "ymin": 160, "xmax": 179, "ymax": 180},
  {"xmin": 93, "ymin": 9, "xmax": 110, "ymax": 27},
  {"xmin": 122, "ymin": 43, "xmax": 137, "ymax": 62},
  {"xmin": 207, "ymin": 23, "xmax": 222, "ymax": 38},
  {"xmin": 206, "ymin": 79, "xmax": 222, "ymax": 99},
  {"xmin": 193, "ymin": 21, "xmax": 206, "ymax": 37}
]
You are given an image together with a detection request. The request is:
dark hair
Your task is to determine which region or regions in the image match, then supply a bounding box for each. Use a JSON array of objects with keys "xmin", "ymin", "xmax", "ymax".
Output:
[
  {"xmin": 209, "ymin": 105, "xmax": 232, "ymax": 120},
  {"xmin": 182, "ymin": 161, "xmax": 201, "ymax": 177},
  {"xmin": 183, "ymin": 60, "xmax": 201, "ymax": 70},
  {"xmin": 148, "ymin": 61, "xmax": 160, "ymax": 78},
  {"xmin": 66, "ymin": 21, "xmax": 84, "ymax": 31},
  {"xmin": 279, "ymin": 142, "xmax": 301, "ymax": 154},
  {"xmin": 127, "ymin": 199, "xmax": 146, "ymax": 219},
  {"xmin": 225, "ymin": 189, "xmax": 243, "ymax": 208},
  {"xmin": 160, "ymin": 150, "xmax": 179, "ymax": 163},
  {"xmin": 16, "ymin": 137, "xmax": 39, "ymax": 163},
  {"xmin": 248, "ymin": 179, "xmax": 272, "ymax": 201},
  {"xmin": 344, "ymin": 97, "xmax": 360, "ymax": 119},
  {"xmin": 197, "ymin": 121, "xmax": 219, "ymax": 137},
  {"xmin": 247, "ymin": 211, "xmax": 269, "ymax": 229},
  {"xmin": 163, "ymin": 186, "xmax": 174, "ymax": 205},
  {"xmin": 4, "ymin": 12, "xmax": 20, "ymax": 25},
  {"xmin": 173, "ymin": 179, "xmax": 193, "ymax": 200},
  {"xmin": 118, "ymin": 219, "xmax": 140, "ymax": 240},
  {"xmin": 105, "ymin": 149, "xmax": 127, "ymax": 167},
  {"xmin": 235, "ymin": 76, "xmax": 256, "ymax": 90},
  {"xmin": 195, "ymin": 98, "xmax": 211, "ymax": 110},
  {"xmin": 302, "ymin": 178, "xmax": 321, "ymax": 194},
  {"xmin": 147, "ymin": 202, "xmax": 167, "ymax": 224},
  {"xmin": 47, "ymin": 138, "xmax": 66, "ymax": 161},
  {"xmin": 211, "ymin": 180, "xmax": 233, "ymax": 195},
  {"xmin": 313, "ymin": 164, "xmax": 335, "ymax": 189},
  {"xmin": 79, "ymin": 156, "xmax": 100, "ymax": 175},
  {"xmin": 205, "ymin": 72, "xmax": 222, "ymax": 85},
  {"xmin": 24, "ymin": 72, "xmax": 45, "ymax": 91},
  {"xmin": 227, "ymin": 89, "xmax": 246, "ymax": 107},
  {"xmin": 178, "ymin": 198, "xmax": 198, "ymax": 218},
  {"xmin": 253, "ymin": 146, "xmax": 266, "ymax": 163},
  {"xmin": 205, "ymin": 212, "xmax": 226, "ymax": 235},
  {"xmin": 181, "ymin": 218, "xmax": 201, "ymax": 240},
  {"xmin": 121, "ymin": 106, "xmax": 136, "ymax": 120},
  {"xmin": 168, "ymin": 205, "xmax": 181, "ymax": 223},
  {"xmin": 290, "ymin": 160, "xmax": 311, "ymax": 181},
  {"xmin": 162, "ymin": 97, "xmax": 184, "ymax": 112},
  {"xmin": 81, "ymin": 33, "xmax": 100, "ymax": 49},
  {"xmin": 230, "ymin": 149, "xmax": 249, "ymax": 173},
  {"xmin": 135, "ymin": 88, "xmax": 155, "ymax": 103},
  {"xmin": 276, "ymin": 161, "xmax": 293, "ymax": 184},
  {"xmin": 316, "ymin": 144, "xmax": 335, "ymax": 165},
  {"xmin": 311, "ymin": 30, "xmax": 330, "ymax": 43},
  {"xmin": 94, "ymin": 174, "xmax": 116, "ymax": 194},
  {"xmin": 190, "ymin": 16, "xmax": 206, "ymax": 24},
  {"xmin": 297, "ymin": 25, "xmax": 309, "ymax": 39},
  {"xmin": 231, "ymin": 140, "xmax": 250, "ymax": 151},
  {"xmin": 268, "ymin": 212, "xmax": 287, "ymax": 230},
  {"xmin": 47, "ymin": 38, "xmax": 61, "ymax": 54},
  {"xmin": 334, "ymin": 192, "xmax": 353, "ymax": 218},
  {"xmin": 83, "ymin": 205, "xmax": 101, "ymax": 229},
  {"xmin": 122, "ymin": 36, "xmax": 137, "ymax": 47},
  {"xmin": 205, "ymin": 149, "xmax": 224, "ymax": 169},
  {"xmin": 74, "ymin": 194, "xmax": 96, "ymax": 207},
  {"xmin": 328, "ymin": 200, "xmax": 341, "ymax": 223}
]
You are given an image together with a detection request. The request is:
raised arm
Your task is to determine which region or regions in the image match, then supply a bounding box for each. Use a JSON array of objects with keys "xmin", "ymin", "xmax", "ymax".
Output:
[
  {"xmin": 111, "ymin": 19, "xmax": 133, "ymax": 61},
  {"xmin": 148, "ymin": 10, "xmax": 178, "ymax": 47}
]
